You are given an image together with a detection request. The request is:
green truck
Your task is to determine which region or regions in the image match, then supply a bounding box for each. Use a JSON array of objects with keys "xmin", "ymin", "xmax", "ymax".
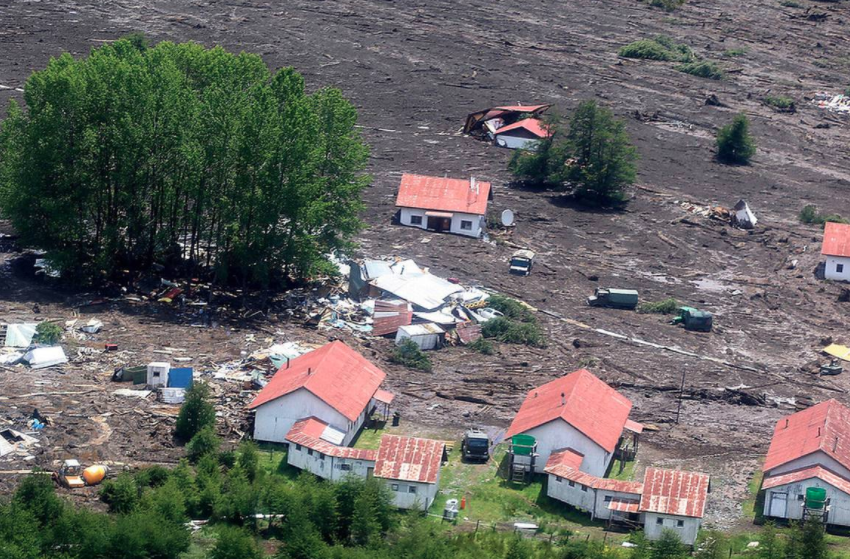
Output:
[
  {"xmin": 587, "ymin": 288, "xmax": 639, "ymax": 310},
  {"xmin": 671, "ymin": 306, "xmax": 713, "ymax": 332}
]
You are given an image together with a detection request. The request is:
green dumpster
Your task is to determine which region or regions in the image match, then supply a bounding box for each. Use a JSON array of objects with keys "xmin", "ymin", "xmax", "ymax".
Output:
[
  {"xmin": 511, "ymin": 434, "xmax": 536, "ymax": 455},
  {"xmin": 806, "ymin": 487, "xmax": 827, "ymax": 509}
]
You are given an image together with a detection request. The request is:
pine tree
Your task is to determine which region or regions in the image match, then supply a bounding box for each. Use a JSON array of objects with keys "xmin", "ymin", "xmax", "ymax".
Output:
[
  {"xmin": 716, "ymin": 113, "xmax": 756, "ymax": 164},
  {"xmin": 175, "ymin": 382, "xmax": 216, "ymax": 442},
  {"xmin": 210, "ymin": 526, "xmax": 263, "ymax": 559},
  {"xmin": 651, "ymin": 529, "xmax": 687, "ymax": 559}
]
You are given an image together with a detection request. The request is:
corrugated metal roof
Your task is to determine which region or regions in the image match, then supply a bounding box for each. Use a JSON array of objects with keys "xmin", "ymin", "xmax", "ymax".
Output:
[
  {"xmin": 371, "ymin": 300, "xmax": 413, "ymax": 336},
  {"xmin": 505, "ymin": 369, "xmax": 633, "ymax": 453},
  {"xmin": 543, "ymin": 449, "xmax": 643, "ymax": 494},
  {"xmin": 762, "ymin": 465, "xmax": 850, "ymax": 495},
  {"xmin": 370, "ymin": 273, "xmax": 463, "ymax": 311},
  {"xmin": 398, "ymin": 323, "xmax": 445, "ymax": 336},
  {"xmin": 285, "ymin": 418, "xmax": 377, "ymax": 460},
  {"xmin": 624, "ymin": 419, "xmax": 644, "ymax": 434},
  {"xmin": 821, "ymin": 222, "xmax": 850, "ymax": 257},
  {"xmin": 593, "ymin": 478, "xmax": 645, "ymax": 494},
  {"xmin": 248, "ymin": 341, "xmax": 386, "ymax": 422},
  {"xmin": 608, "ymin": 498, "xmax": 641, "ymax": 513},
  {"xmin": 456, "ymin": 322, "xmax": 482, "ymax": 344},
  {"xmin": 374, "ymin": 389, "xmax": 395, "ymax": 405},
  {"xmin": 396, "ymin": 174, "xmax": 491, "ymax": 215},
  {"xmin": 639, "ymin": 468, "xmax": 709, "ymax": 518},
  {"xmin": 494, "ymin": 118, "xmax": 552, "ymax": 138},
  {"xmin": 764, "ymin": 399, "xmax": 850, "ymax": 473},
  {"xmin": 374, "ymin": 435, "xmax": 445, "ymax": 484},
  {"xmin": 362, "ymin": 260, "xmax": 394, "ymax": 280}
]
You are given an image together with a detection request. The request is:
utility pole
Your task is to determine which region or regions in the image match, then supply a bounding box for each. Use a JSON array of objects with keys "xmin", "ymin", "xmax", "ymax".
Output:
[{"xmin": 676, "ymin": 369, "xmax": 686, "ymax": 424}]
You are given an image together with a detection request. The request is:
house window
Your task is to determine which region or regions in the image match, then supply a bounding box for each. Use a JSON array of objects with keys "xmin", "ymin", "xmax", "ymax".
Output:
[
  {"xmin": 308, "ymin": 449, "xmax": 314, "ymax": 456},
  {"xmin": 460, "ymin": 220, "xmax": 473, "ymax": 230},
  {"xmin": 798, "ymin": 494, "xmax": 805, "ymax": 501},
  {"xmin": 409, "ymin": 486, "xmax": 417, "ymax": 494},
  {"xmin": 580, "ymin": 485, "xmax": 588, "ymax": 492},
  {"xmin": 677, "ymin": 520, "xmax": 684, "ymax": 528},
  {"xmin": 568, "ymin": 480, "xmax": 575, "ymax": 487},
  {"xmin": 340, "ymin": 464, "xmax": 352, "ymax": 471},
  {"xmin": 838, "ymin": 263, "xmax": 845, "ymax": 274},
  {"xmin": 295, "ymin": 444, "xmax": 302, "ymax": 452},
  {"xmin": 319, "ymin": 453, "xmax": 325, "ymax": 461},
  {"xmin": 604, "ymin": 496, "xmax": 612, "ymax": 503},
  {"xmin": 391, "ymin": 484, "xmax": 399, "ymax": 492},
  {"xmin": 411, "ymin": 215, "xmax": 423, "ymax": 225},
  {"xmin": 555, "ymin": 476, "xmax": 562, "ymax": 483},
  {"xmin": 656, "ymin": 518, "xmax": 664, "ymax": 525}
]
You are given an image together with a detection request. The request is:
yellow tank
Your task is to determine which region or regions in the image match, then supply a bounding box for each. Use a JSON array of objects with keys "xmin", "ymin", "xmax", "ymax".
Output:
[{"xmin": 82, "ymin": 465, "xmax": 108, "ymax": 486}]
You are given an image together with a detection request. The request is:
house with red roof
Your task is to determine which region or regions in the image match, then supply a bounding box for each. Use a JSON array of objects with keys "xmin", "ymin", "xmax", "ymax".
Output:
[
  {"xmin": 821, "ymin": 222, "xmax": 850, "ymax": 282},
  {"xmin": 505, "ymin": 369, "xmax": 642, "ymax": 477},
  {"xmin": 285, "ymin": 417, "xmax": 377, "ymax": 481},
  {"xmin": 493, "ymin": 118, "xmax": 552, "ymax": 150},
  {"xmin": 248, "ymin": 341, "xmax": 393, "ymax": 445},
  {"xmin": 641, "ymin": 468, "xmax": 710, "ymax": 545},
  {"xmin": 761, "ymin": 399, "xmax": 850, "ymax": 526},
  {"xmin": 395, "ymin": 173, "xmax": 491, "ymax": 238},
  {"xmin": 374, "ymin": 435, "xmax": 447, "ymax": 511}
]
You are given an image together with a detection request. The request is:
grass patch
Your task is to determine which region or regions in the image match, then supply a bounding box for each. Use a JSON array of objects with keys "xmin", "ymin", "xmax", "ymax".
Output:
[
  {"xmin": 779, "ymin": 0, "xmax": 804, "ymax": 6},
  {"xmin": 637, "ymin": 298, "xmax": 679, "ymax": 314},
  {"xmin": 482, "ymin": 317, "xmax": 545, "ymax": 347},
  {"xmin": 741, "ymin": 469, "xmax": 764, "ymax": 521},
  {"xmin": 486, "ymin": 294, "xmax": 537, "ymax": 323},
  {"xmin": 763, "ymin": 95, "xmax": 796, "ymax": 112},
  {"xmin": 619, "ymin": 35, "xmax": 695, "ymax": 62},
  {"xmin": 256, "ymin": 443, "xmax": 301, "ymax": 480},
  {"xmin": 799, "ymin": 205, "xmax": 850, "ymax": 225},
  {"xmin": 468, "ymin": 337, "xmax": 495, "ymax": 355},
  {"xmin": 390, "ymin": 339, "xmax": 433, "ymax": 372},
  {"xmin": 647, "ymin": 0, "xmax": 686, "ymax": 11},
  {"xmin": 677, "ymin": 60, "xmax": 724, "ymax": 79},
  {"xmin": 608, "ymin": 459, "xmax": 637, "ymax": 481},
  {"xmin": 722, "ymin": 48, "xmax": 747, "ymax": 57}
]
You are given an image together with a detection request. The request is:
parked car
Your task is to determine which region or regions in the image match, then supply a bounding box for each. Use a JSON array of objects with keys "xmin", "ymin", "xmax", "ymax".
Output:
[{"xmin": 475, "ymin": 308, "xmax": 504, "ymax": 322}]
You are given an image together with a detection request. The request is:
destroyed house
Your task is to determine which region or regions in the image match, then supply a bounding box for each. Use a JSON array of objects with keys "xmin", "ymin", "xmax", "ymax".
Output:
[
  {"xmin": 493, "ymin": 118, "xmax": 552, "ymax": 150},
  {"xmin": 248, "ymin": 341, "xmax": 392, "ymax": 445},
  {"xmin": 395, "ymin": 174, "xmax": 491, "ymax": 238},
  {"xmin": 463, "ymin": 104, "xmax": 551, "ymax": 135},
  {"xmin": 821, "ymin": 222, "xmax": 850, "ymax": 282},
  {"xmin": 505, "ymin": 369, "xmax": 641, "ymax": 477},
  {"xmin": 761, "ymin": 399, "xmax": 850, "ymax": 526}
]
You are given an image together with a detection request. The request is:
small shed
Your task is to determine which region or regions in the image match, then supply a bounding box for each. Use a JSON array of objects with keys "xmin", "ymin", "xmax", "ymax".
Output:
[
  {"xmin": 167, "ymin": 367, "xmax": 194, "ymax": 389},
  {"xmin": 640, "ymin": 468, "xmax": 709, "ymax": 545},
  {"xmin": 821, "ymin": 222, "xmax": 850, "ymax": 282},
  {"xmin": 147, "ymin": 362, "xmax": 170, "ymax": 387},
  {"xmin": 374, "ymin": 435, "xmax": 446, "ymax": 510},
  {"xmin": 732, "ymin": 200, "xmax": 757, "ymax": 229},
  {"xmin": 395, "ymin": 323, "xmax": 445, "ymax": 350}
]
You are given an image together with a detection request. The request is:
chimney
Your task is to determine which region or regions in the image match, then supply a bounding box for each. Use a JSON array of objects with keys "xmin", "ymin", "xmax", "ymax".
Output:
[
  {"xmin": 818, "ymin": 426, "xmax": 822, "ymax": 437},
  {"xmin": 835, "ymin": 437, "xmax": 840, "ymax": 452},
  {"xmin": 308, "ymin": 367, "xmax": 312, "ymax": 376},
  {"xmin": 785, "ymin": 419, "xmax": 789, "ymax": 429},
  {"xmin": 561, "ymin": 392, "xmax": 566, "ymax": 406},
  {"xmin": 287, "ymin": 357, "xmax": 291, "ymax": 369},
  {"xmin": 534, "ymin": 391, "xmax": 538, "ymax": 398},
  {"xmin": 470, "ymin": 177, "xmax": 479, "ymax": 196}
]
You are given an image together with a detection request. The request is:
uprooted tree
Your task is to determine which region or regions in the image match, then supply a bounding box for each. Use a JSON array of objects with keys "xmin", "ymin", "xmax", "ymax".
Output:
[{"xmin": 0, "ymin": 37, "xmax": 369, "ymax": 286}]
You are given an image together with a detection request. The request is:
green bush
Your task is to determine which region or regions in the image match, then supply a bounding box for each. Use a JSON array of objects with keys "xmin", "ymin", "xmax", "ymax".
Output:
[
  {"xmin": 779, "ymin": 0, "xmax": 803, "ymax": 6},
  {"xmin": 34, "ymin": 321, "xmax": 62, "ymax": 345},
  {"xmin": 638, "ymin": 298, "xmax": 680, "ymax": 314},
  {"xmin": 486, "ymin": 295, "xmax": 537, "ymax": 323},
  {"xmin": 99, "ymin": 473, "xmax": 140, "ymax": 514},
  {"xmin": 677, "ymin": 61, "xmax": 723, "ymax": 79},
  {"xmin": 764, "ymin": 96, "xmax": 795, "ymax": 111},
  {"xmin": 722, "ymin": 48, "xmax": 747, "ymax": 57},
  {"xmin": 175, "ymin": 382, "xmax": 216, "ymax": 442},
  {"xmin": 186, "ymin": 426, "xmax": 221, "ymax": 463},
  {"xmin": 468, "ymin": 337, "xmax": 495, "ymax": 355},
  {"xmin": 482, "ymin": 317, "xmax": 545, "ymax": 347},
  {"xmin": 648, "ymin": 0, "xmax": 686, "ymax": 10},
  {"xmin": 619, "ymin": 36, "xmax": 694, "ymax": 62},
  {"xmin": 799, "ymin": 205, "xmax": 849, "ymax": 225},
  {"xmin": 716, "ymin": 113, "xmax": 756, "ymax": 164},
  {"xmin": 389, "ymin": 339, "xmax": 432, "ymax": 372}
]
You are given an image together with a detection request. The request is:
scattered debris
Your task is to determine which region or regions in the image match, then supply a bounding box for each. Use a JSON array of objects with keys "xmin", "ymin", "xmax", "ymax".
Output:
[{"xmin": 23, "ymin": 346, "xmax": 68, "ymax": 368}]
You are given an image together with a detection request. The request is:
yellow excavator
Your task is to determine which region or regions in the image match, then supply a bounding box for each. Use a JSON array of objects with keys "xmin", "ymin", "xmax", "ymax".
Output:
[{"xmin": 53, "ymin": 459, "xmax": 108, "ymax": 488}]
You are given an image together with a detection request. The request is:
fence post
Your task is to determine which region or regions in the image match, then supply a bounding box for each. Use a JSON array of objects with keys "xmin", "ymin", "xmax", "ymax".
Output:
[{"xmin": 475, "ymin": 520, "xmax": 480, "ymax": 534}]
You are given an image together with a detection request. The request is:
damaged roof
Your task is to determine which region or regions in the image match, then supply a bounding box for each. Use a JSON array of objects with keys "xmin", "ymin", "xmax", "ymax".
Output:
[
  {"xmin": 493, "ymin": 118, "xmax": 552, "ymax": 139},
  {"xmin": 464, "ymin": 104, "xmax": 551, "ymax": 133},
  {"xmin": 822, "ymin": 222, "xmax": 850, "ymax": 258},
  {"xmin": 374, "ymin": 435, "xmax": 445, "ymax": 484},
  {"xmin": 396, "ymin": 174, "xmax": 491, "ymax": 215},
  {"xmin": 285, "ymin": 417, "xmax": 377, "ymax": 460},
  {"xmin": 640, "ymin": 468, "xmax": 709, "ymax": 518},
  {"xmin": 764, "ymin": 398, "xmax": 850, "ymax": 472},
  {"xmin": 248, "ymin": 341, "xmax": 386, "ymax": 422},
  {"xmin": 543, "ymin": 448, "xmax": 644, "ymax": 494},
  {"xmin": 505, "ymin": 369, "xmax": 633, "ymax": 453}
]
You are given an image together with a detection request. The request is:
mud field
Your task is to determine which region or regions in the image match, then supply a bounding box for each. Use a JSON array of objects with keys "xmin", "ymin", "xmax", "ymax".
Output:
[{"xmin": 2, "ymin": 0, "xmax": 850, "ymax": 528}]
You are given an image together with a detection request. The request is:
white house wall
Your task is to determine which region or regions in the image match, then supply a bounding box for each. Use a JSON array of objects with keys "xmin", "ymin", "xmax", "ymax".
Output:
[
  {"xmin": 385, "ymin": 475, "xmax": 440, "ymax": 511},
  {"xmin": 643, "ymin": 513, "xmax": 701, "ymax": 546},
  {"xmin": 253, "ymin": 388, "xmax": 351, "ymax": 444},
  {"xmin": 768, "ymin": 451, "xmax": 850, "ymax": 480},
  {"xmin": 763, "ymin": 478, "xmax": 850, "ymax": 526},
  {"xmin": 287, "ymin": 444, "xmax": 376, "ymax": 482},
  {"xmin": 495, "ymin": 133, "xmax": 541, "ymax": 150},
  {"xmin": 825, "ymin": 256, "xmax": 850, "ymax": 282},
  {"xmin": 546, "ymin": 473, "xmax": 595, "ymax": 512},
  {"xmin": 523, "ymin": 419, "xmax": 612, "ymax": 476},
  {"xmin": 398, "ymin": 207, "xmax": 484, "ymax": 238}
]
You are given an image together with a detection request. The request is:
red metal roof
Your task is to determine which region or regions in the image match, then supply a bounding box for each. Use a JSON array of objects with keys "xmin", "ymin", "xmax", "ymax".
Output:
[
  {"xmin": 762, "ymin": 465, "xmax": 850, "ymax": 495},
  {"xmin": 640, "ymin": 468, "xmax": 709, "ymax": 518},
  {"xmin": 763, "ymin": 399, "xmax": 850, "ymax": 473},
  {"xmin": 608, "ymin": 498, "xmax": 641, "ymax": 513},
  {"xmin": 395, "ymin": 174, "xmax": 491, "ymax": 215},
  {"xmin": 624, "ymin": 419, "xmax": 644, "ymax": 434},
  {"xmin": 493, "ymin": 118, "xmax": 552, "ymax": 138},
  {"xmin": 543, "ymin": 449, "xmax": 643, "ymax": 493},
  {"xmin": 456, "ymin": 322, "xmax": 482, "ymax": 344},
  {"xmin": 374, "ymin": 389, "xmax": 395, "ymax": 405},
  {"xmin": 374, "ymin": 435, "xmax": 445, "ymax": 484},
  {"xmin": 821, "ymin": 222, "xmax": 850, "ymax": 257},
  {"xmin": 248, "ymin": 341, "xmax": 386, "ymax": 422},
  {"xmin": 505, "ymin": 369, "xmax": 633, "ymax": 452},
  {"xmin": 284, "ymin": 418, "xmax": 377, "ymax": 460},
  {"xmin": 371, "ymin": 300, "xmax": 413, "ymax": 337}
]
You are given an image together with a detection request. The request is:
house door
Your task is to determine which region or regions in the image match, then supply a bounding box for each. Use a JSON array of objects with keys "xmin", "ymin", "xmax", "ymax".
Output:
[
  {"xmin": 426, "ymin": 216, "xmax": 451, "ymax": 232},
  {"xmin": 768, "ymin": 492, "xmax": 787, "ymax": 517},
  {"xmin": 366, "ymin": 467, "xmax": 374, "ymax": 479}
]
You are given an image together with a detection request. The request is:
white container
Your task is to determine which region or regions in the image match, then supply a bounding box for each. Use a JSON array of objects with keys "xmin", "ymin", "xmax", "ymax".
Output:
[{"xmin": 147, "ymin": 362, "xmax": 170, "ymax": 387}]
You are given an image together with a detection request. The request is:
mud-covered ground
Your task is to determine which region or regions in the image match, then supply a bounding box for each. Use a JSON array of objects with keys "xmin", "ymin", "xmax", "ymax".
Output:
[{"xmin": 2, "ymin": 0, "xmax": 850, "ymax": 528}]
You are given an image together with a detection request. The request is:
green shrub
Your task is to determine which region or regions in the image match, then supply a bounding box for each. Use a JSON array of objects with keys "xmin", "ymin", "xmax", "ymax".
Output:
[
  {"xmin": 648, "ymin": 0, "xmax": 686, "ymax": 11},
  {"xmin": 716, "ymin": 113, "xmax": 756, "ymax": 164},
  {"xmin": 175, "ymin": 382, "xmax": 216, "ymax": 442},
  {"xmin": 638, "ymin": 298, "xmax": 680, "ymax": 314},
  {"xmin": 486, "ymin": 295, "xmax": 537, "ymax": 323},
  {"xmin": 99, "ymin": 473, "xmax": 139, "ymax": 514},
  {"xmin": 482, "ymin": 317, "xmax": 545, "ymax": 347},
  {"xmin": 468, "ymin": 337, "xmax": 495, "ymax": 355},
  {"xmin": 186, "ymin": 426, "xmax": 221, "ymax": 463},
  {"xmin": 779, "ymin": 0, "xmax": 803, "ymax": 6},
  {"xmin": 390, "ymin": 339, "xmax": 432, "ymax": 372},
  {"xmin": 763, "ymin": 96, "xmax": 795, "ymax": 111},
  {"xmin": 677, "ymin": 61, "xmax": 723, "ymax": 79},
  {"xmin": 722, "ymin": 48, "xmax": 747, "ymax": 57},
  {"xmin": 619, "ymin": 36, "xmax": 694, "ymax": 62},
  {"xmin": 34, "ymin": 322, "xmax": 62, "ymax": 345},
  {"xmin": 799, "ymin": 205, "xmax": 849, "ymax": 225}
]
